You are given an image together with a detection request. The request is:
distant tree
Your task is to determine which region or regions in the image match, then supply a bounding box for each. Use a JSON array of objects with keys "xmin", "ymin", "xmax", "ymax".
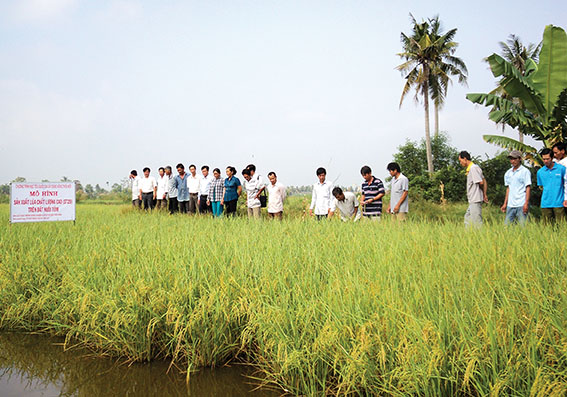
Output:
[
  {"xmin": 111, "ymin": 183, "xmax": 123, "ymax": 193},
  {"xmin": 85, "ymin": 184, "xmax": 94, "ymax": 199},
  {"xmin": 395, "ymin": 132, "xmax": 460, "ymax": 175},
  {"xmin": 12, "ymin": 177, "xmax": 26, "ymax": 183},
  {"xmin": 61, "ymin": 176, "xmax": 70, "ymax": 182},
  {"xmin": 397, "ymin": 14, "xmax": 466, "ymax": 173},
  {"xmin": 120, "ymin": 177, "xmax": 130, "ymax": 190},
  {"xmin": 393, "ymin": 132, "xmax": 465, "ymax": 201}
]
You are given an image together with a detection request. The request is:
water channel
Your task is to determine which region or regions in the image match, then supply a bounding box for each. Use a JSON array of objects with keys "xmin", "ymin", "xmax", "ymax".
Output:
[{"xmin": 0, "ymin": 333, "xmax": 280, "ymax": 396}]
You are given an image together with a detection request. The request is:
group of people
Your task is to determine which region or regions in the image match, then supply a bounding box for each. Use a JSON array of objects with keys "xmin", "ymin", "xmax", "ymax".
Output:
[
  {"xmin": 305, "ymin": 164, "xmax": 408, "ymax": 222},
  {"xmin": 460, "ymin": 142, "xmax": 567, "ymax": 226},
  {"xmin": 129, "ymin": 164, "xmax": 286, "ymax": 219},
  {"xmin": 127, "ymin": 141, "xmax": 567, "ymax": 225},
  {"xmin": 127, "ymin": 161, "xmax": 409, "ymax": 222}
]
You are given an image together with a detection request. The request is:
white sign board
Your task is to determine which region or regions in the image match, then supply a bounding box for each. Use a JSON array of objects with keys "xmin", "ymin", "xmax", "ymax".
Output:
[{"xmin": 10, "ymin": 182, "xmax": 76, "ymax": 224}]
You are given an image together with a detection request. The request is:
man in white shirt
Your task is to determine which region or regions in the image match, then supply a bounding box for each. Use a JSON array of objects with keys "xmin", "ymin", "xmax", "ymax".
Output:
[
  {"xmin": 187, "ymin": 164, "xmax": 200, "ymax": 214},
  {"xmin": 332, "ymin": 187, "xmax": 361, "ymax": 222},
  {"xmin": 138, "ymin": 167, "xmax": 157, "ymax": 211},
  {"xmin": 500, "ymin": 150, "xmax": 531, "ymax": 225},
  {"xmin": 198, "ymin": 165, "xmax": 213, "ymax": 214},
  {"xmin": 386, "ymin": 162, "xmax": 409, "ymax": 221},
  {"xmin": 267, "ymin": 171, "xmax": 286, "ymax": 220},
  {"xmin": 129, "ymin": 170, "xmax": 141, "ymax": 209},
  {"xmin": 165, "ymin": 166, "xmax": 178, "ymax": 214},
  {"xmin": 247, "ymin": 164, "xmax": 266, "ymax": 206},
  {"xmin": 242, "ymin": 165, "xmax": 265, "ymax": 219},
  {"xmin": 553, "ymin": 142, "xmax": 567, "ymax": 167},
  {"xmin": 156, "ymin": 167, "xmax": 169, "ymax": 210},
  {"xmin": 309, "ymin": 167, "xmax": 335, "ymax": 220}
]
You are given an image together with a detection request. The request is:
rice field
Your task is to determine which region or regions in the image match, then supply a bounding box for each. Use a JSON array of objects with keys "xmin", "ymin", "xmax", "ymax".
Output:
[{"xmin": 1, "ymin": 203, "xmax": 566, "ymax": 395}]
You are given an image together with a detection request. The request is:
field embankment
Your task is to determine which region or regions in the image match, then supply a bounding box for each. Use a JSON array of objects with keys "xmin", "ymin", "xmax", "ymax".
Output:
[{"xmin": 1, "ymin": 204, "xmax": 566, "ymax": 395}]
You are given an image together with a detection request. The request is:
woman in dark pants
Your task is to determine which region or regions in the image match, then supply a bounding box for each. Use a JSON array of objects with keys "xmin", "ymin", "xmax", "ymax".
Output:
[{"xmin": 221, "ymin": 166, "xmax": 242, "ymax": 217}]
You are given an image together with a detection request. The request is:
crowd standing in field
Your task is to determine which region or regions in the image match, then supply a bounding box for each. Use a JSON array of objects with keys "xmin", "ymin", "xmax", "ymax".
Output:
[{"xmin": 128, "ymin": 144, "xmax": 567, "ymax": 225}]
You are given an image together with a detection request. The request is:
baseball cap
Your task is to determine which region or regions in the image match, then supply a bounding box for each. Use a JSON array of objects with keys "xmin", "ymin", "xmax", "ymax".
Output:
[{"xmin": 507, "ymin": 150, "xmax": 522, "ymax": 159}]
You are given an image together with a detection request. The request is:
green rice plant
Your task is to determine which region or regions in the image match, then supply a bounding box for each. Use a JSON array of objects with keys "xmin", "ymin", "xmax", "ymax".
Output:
[{"xmin": 1, "ymin": 204, "xmax": 566, "ymax": 395}]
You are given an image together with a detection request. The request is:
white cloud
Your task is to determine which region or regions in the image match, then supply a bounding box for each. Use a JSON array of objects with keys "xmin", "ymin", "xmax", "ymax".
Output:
[{"xmin": 10, "ymin": 0, "xmax": 77, "ymax": 22}]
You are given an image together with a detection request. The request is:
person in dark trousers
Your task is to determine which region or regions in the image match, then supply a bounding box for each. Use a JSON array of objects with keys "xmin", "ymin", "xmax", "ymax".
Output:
[
  {"xmin": 138, "ymin": 167, "xmax": 157, "ymax": 211},
  {"xmin": 198, "ymin": 165, "xmax": 213, "ymax": 214},
  {"xmin": 187, "ymin": 164, "xmax": 200, "ymax": 214},
  {"xmin": 222, "ymin": 166, "xmax": 242, "ymax": 217},
  {"xmin": 165, "ymin": 166, "xmax": 178, "ymax": 214},
  {"xmin": 172, "ymin": 163, "xmax": 191, "ymax": 214}
]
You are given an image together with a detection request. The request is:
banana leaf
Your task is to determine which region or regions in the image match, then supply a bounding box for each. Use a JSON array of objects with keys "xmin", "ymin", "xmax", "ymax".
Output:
[
  {"xmin": 486, "ymin": 54, "xmax": 545, "ymax": 116},
  {"xmin": 531, "ymin": 25, "xmax": 567, "ymax": 118},
  {"xmin": 467, "ymin": 93, "xmax": 545, "ymax": 137},
  {"xmin": 483, "ymin": 135, "xmax": 541, "ymax": 165}
]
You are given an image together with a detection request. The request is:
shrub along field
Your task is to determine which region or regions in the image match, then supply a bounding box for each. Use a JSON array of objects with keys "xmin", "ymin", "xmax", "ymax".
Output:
[{"xmin": 1, "ymin": 203, "xmax": 566, "ymax": 395}]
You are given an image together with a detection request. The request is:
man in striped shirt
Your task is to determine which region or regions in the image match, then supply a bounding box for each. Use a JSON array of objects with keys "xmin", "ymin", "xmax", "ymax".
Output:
[{"xmin": 360, "ymin": 165, "xmax": 385, "ymax": 220}]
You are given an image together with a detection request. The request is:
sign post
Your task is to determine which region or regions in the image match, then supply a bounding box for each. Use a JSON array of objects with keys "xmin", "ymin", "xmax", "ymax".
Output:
[{"xmin": 10, "ymin": 182, "xmax": 76, "ymax": 224}]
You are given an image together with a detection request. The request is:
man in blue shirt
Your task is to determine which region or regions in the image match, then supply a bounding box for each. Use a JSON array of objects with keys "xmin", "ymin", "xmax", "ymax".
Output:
[
  {"xmin": 500, "ymin": 150, "xmax": 531, "ymax": 225},
  {"xmin": 536, "ymin": 148, "xmax": 566, "ymax": 223}
]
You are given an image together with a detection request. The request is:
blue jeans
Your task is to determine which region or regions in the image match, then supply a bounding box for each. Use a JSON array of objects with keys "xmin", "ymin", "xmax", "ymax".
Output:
[
  {"xmin": 505, "ymin": 206, "xmax": 527, "ymax": 225},
  {"xmin": 211, "ymin": 201, "xmax": 223, "ymax": 217}
]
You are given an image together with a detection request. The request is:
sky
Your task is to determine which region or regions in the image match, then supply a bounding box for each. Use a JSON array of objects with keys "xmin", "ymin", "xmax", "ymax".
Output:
[{"xmin": 0, "ymin": 0, "xmax": 565, "ymax": 188}]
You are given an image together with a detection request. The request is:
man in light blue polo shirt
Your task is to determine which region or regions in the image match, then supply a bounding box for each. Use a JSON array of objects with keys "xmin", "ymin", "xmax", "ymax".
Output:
[
  {"xmin": 537, "ymin": 148, "xmax": 566, "ymax": 222},
  {"xmin": 500, "ymin": 150, "xmax": 531, "ymax": 225}
]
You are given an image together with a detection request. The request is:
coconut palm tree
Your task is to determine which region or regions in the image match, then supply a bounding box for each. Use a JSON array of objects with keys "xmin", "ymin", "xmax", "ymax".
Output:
[
  {"xmin": 499, "ymin": 34, "xmax": 541, "ymax": 73},
  {"xmin": 397, "ymin": 15, "xmax": 466, "ymax": 174},
  {"xmin": 427, "ymin": 16, "xmax": 468, "ymax": 136}
]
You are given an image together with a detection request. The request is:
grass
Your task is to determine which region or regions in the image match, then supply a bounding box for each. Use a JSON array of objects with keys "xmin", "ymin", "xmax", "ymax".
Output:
[{"xmin": 1, "ymin": 201, "xmax": 566, "ymax": 395}]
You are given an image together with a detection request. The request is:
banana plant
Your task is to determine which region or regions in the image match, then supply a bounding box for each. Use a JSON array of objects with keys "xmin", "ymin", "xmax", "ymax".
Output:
[{"xmin": 466, "ymin": 25, "xmax": 567, "ymax": 165}]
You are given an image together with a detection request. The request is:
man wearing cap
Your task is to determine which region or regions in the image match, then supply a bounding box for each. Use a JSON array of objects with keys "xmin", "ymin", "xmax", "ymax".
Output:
[{"xmin": 500, "ymin": 150, "xmax": 531, "ymax": 225}]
